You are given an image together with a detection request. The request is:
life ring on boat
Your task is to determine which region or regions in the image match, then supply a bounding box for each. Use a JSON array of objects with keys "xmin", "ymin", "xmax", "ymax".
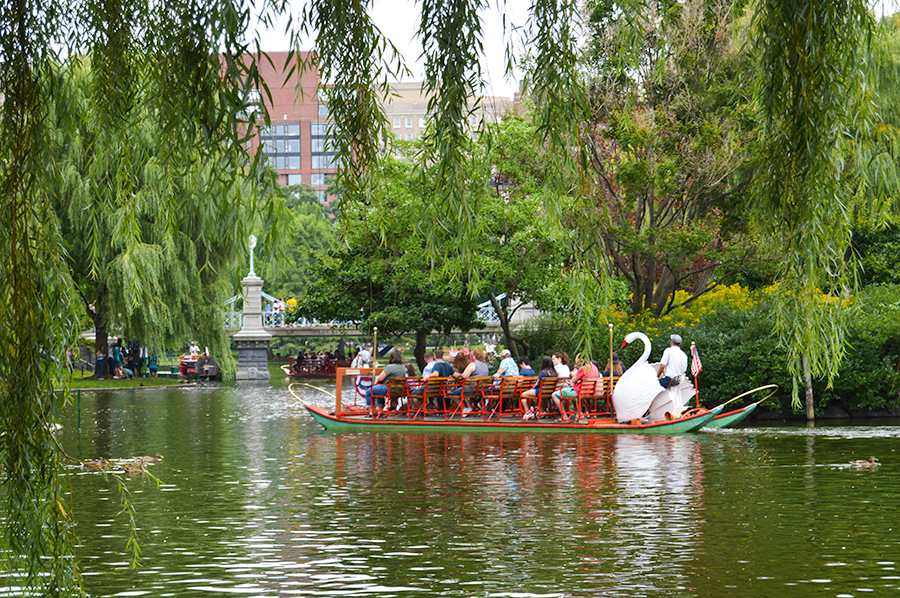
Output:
[{"xmin": 355, "ymin": 375, "xmax": 373, "ymax": 399}]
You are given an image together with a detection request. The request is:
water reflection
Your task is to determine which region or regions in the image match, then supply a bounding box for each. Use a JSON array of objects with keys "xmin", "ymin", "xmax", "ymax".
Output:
[{"xmin": 58, "ymin": 384, "xmax": 900, "ymax": 598}]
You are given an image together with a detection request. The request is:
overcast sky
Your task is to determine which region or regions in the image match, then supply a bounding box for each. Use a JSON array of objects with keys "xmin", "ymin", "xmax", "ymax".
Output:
[
  {"xmin": 251, "ymin": 0, "xmax": 900, "ymax": 100},
  {"xmin": 251, "ymin": 0, "xmax": 531, "ymax": 98}
]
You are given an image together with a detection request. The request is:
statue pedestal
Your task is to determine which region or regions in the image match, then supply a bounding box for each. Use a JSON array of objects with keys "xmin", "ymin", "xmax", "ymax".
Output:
[
  {"xmin": 234, "ymin": 274, "xmax": 271, "ymax": 381},
  {"xmin": 234, "ymin": 338, "xmax": 271, "ymax": 381}
]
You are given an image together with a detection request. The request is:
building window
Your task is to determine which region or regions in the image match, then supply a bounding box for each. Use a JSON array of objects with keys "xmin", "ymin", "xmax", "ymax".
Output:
[
  {"xmin": 286, "ymin": 174, "xmax": 302, "ymax": 185},
  {"xmin": 318, "ymin": 104, "xmax": 329, "ymax": 118},
  {"xmin": 259, "ymin": 122, "xmax": 302, "ymax": 174},
  {"xmin": 310, "ymin": 139, "xmax": 324, "ymax": 153},
  {"xmin": 419, "ymin": 117, "xmax": 426, "ymax": 128},
  {"xmin": 405, "ymin": 133, "xmax": 412, "ymax": 140},
  {"xmin": 393, "ymin": 117, "xmax": 401, "ymax": 128},
  {"xmin": 316, "ymin": 190, "xmax": 327, "ymax": 203},
  {"xmin": 311, "ymin": 173, "xmax": 325, "ymax": 186},
  {"xmin": 311, "ymin": 155, "xmax": 336, "ymax": 170},
  {"xmin": 311, "ymin": 123, "xmax": 331, "ymax": 136},
  {"xmin": 405, "ymin": 117, "xmax": 412, "ymax": 128}
]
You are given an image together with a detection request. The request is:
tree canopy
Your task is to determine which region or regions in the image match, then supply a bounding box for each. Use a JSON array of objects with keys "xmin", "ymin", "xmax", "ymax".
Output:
[
  {"xmin": 48, "ymin": 58, "xmax": 289, "ymax": 375},
  {"xmin": 583, "ymin": 0, "xmax": 764, "ymax": 318},
  {"xmin": 0, "ymin": 0, "xmax": 885, "ymax": 591},
  {"xmin": 296, "ymin": 152, "xmax": 482, "ymax": 369}
]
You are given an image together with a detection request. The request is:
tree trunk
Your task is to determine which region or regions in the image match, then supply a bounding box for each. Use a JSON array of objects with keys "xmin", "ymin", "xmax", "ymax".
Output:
[
  {"xmin": 803, "ymin": 352, "xmax": 815, "ymax": 421},
  {"xmin": 488, "ymin": 292, "xmax": 519, "ymax": 361},
  {"xmin": 414, "ymin": 329, "xmax": 428, "ymax": 372},
  {"xmin": 90, "ymin": 288, "xmax": 109, "ymax": 379}
]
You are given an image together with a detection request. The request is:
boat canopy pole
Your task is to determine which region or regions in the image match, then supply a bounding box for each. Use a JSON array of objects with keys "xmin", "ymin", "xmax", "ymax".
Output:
[
  {"xmin": 692, "ymin": 342, "xmax": 700, "ymax": 408},
  {"xmin": 369, "ymin": 327, "xmax": 378, "ymax": 417}
]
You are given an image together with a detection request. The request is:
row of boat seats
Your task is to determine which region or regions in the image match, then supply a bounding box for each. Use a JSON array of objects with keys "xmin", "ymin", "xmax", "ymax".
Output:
[{"xmin": 377, "ymin": 375, "xmax": 620, "ymax": 420}]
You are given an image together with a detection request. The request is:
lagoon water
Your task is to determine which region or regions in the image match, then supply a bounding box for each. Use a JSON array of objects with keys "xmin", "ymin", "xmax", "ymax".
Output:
[{"xmin": 60, "ymin": 379, "xmax": 900, "ymax": 597}]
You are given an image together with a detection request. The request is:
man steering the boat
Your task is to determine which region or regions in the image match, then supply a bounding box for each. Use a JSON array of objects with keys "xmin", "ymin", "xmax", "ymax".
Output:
[{"xmin": 657, "ymin": 334, "xmax": 687, "ymax": 388}]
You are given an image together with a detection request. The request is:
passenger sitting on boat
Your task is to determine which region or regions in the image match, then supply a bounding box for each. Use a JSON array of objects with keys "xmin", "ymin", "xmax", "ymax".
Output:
[
  {"xmin": 451, "ymin": 352, "xmax": 469, "ymax": 376},
  {"xmin": 494, "ymin": 349, "xmax": 519, "ymax": 378},
  {"xmin": 658, "ymin": 334, "xmax": 687, "ymax": 388},
  {"xmin": 407, "ymin": 352, "xmax": 434, "ymax": 408},
  {"xmin": 365, "ymin": 351, "xmax": 406, "ymax": 411},
  {"xmin": 552, "ymin": 352, "xmax": 571, "ymax": 380},
  {"xmin": 518, "ymin": 356, "xmax": 535, "ymax": 376},
  {"xmin": 451, "ymin": 348, "xmax": 489, "ymax": 414},
  {"xmin": 520, "ymin": 355, "xmax": 555, "ymax": 413},
  {"xmin": 603, "ymin": 352, "xmax": 626, "ymax": 377},
  {"xmin": 429, "ymin": 349, "xmax": 456, "ymax": 411},
  {"xmin": 552, "ymin": 353, "xmax": 599, "ymax": 422}
]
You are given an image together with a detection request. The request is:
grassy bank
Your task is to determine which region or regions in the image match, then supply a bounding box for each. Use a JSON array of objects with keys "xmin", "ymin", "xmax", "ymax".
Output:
[{"xmin": 60, "ymin": 370, "xmax": 183, "ymax": 390}]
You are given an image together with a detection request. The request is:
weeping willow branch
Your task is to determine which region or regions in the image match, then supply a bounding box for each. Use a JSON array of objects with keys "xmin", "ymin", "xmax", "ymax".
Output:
[
  {"xmin": 301, "ymin": 0, "xmax": 403, "ymax": 225},
  {"xmin": 529, "ymin": 0, "xmax": 614, "ymax": 361},
  {"xmin": 754, "ymin": 0, "xmax": 873, "ymax": 411},
  {"xmin": 418, "ymin": 0, "xmax": 486, "ymax": 279}
]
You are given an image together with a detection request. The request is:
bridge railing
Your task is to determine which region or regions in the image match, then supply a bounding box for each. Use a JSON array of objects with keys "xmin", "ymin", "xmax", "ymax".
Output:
[{"xmin": 224, "ymin": 293, "xmax": 511, "ymax": 329}]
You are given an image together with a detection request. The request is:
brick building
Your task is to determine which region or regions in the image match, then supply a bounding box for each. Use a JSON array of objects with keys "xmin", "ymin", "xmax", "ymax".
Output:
[
  {"xmin": 247, "ymin": 51, "xmax": 338, "ymax": 203},
  {"xmin": 247, "ymin": 53, "xmax": 519, "ymax": 203}
]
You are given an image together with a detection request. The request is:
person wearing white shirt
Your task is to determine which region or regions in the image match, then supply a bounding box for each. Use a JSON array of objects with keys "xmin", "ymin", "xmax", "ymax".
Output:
[{"xmin": 658, "ymin": 334, "xmax": 688, "ymax": 388}]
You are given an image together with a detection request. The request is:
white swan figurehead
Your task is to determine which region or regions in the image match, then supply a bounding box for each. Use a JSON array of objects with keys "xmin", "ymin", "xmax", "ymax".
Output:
[{"xmin": 612, "ymin": 332, "xmax": 666, "ymax": 423}]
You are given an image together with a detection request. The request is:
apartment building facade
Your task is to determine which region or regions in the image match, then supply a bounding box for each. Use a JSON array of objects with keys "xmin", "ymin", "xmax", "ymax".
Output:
[{"xmin": 248, "ymin": 51, "xmax": 338, "ymax": 203}]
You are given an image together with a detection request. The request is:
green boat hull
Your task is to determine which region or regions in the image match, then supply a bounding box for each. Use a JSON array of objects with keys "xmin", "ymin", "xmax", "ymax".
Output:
[
  {"xmin": 704, "ymin": 403, "xmax": 758, "ymax": 429},
  {"xmin": 303, "ymin": 403, "xmax": 724, "ymax": 435}
]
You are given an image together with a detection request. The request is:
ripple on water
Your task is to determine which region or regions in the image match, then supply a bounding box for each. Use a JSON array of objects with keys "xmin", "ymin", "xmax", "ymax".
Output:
[{"xmin": 60, "ymin": 385, "xmax": 900, "ymax": 597}]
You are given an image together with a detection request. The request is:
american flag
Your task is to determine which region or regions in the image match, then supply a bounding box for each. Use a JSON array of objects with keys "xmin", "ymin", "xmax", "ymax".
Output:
[{"xmin": 691, "ymin": 346, "xmax": 703, "ymax": 377}]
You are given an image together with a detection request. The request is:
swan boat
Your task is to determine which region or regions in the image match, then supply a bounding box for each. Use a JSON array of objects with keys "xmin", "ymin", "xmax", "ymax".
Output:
[{"xmin": 291, "ymin": 366, "xmax": 727, "ymax": 435}]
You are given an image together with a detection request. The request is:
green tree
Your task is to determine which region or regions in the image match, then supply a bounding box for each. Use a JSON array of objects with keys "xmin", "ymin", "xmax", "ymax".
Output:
[
  {"xmin": 754, "ymin": 0, "xmax": 873, "ymax": 418},
  {"xmin": 474, "ymin": 114, "xmax": 569, "ymax": 359},
  {"xmin": 1, "ymin": 1, "xmax": 285, "ymax": 591},
  {"xmin": 48, "ymin": 59, "xmax": 288, "ymax": 379},
  {"xmin": 582, "ymin": 0, "xmax": 762, "ymax": 318},
  {"xmin": 296, "ymin": 154, "xmax": 482, "ymax": 369},
  {"xmin": 259, "ymin": 183, "xmax": 333, "ymax": 302}
]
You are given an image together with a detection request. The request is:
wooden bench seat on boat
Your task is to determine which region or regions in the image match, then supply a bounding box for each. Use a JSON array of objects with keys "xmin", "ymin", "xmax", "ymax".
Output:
[
  {"xmin": 581, "ymin": 375, "xmax": 618, "ymax": 417},
  {"xmin": 521, "ymin": 376, "xmax": 558, "ymax": 418},
  {"xmin": 481, "ymin": 376, "xmax": 521, "ymax": 418},
  {"xmin": 417, "ymin": 376, "xmax": 451, "ymax": 418},
  {"xmin": 384, "ymin": 376, "xmax": 419, "ymax": 414}
]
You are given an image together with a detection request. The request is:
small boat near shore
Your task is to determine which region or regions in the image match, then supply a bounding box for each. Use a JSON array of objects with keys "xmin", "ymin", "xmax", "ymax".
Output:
[
  {"xmin": 291, "ymin": 366, "xmax": 735, "ymax": 435},
  {"xmin": 179, "ymin": 354, "xmax": 221, "ymax": 381},
  {"xmin": 280, "ymin": 358, "xmax": 351, "ymax": 379}
]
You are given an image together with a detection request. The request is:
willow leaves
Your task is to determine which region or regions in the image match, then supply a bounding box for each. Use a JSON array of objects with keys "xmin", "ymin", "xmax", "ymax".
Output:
[{"xmin": 754, "ymin": 0, "xmax": 873, "ymax": 413}]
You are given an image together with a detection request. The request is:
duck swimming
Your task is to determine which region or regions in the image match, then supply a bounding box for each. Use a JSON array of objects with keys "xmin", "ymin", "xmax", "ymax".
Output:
[{"xmin": 850, "ymin": 456, "xmax": 880, "ymax": 468}]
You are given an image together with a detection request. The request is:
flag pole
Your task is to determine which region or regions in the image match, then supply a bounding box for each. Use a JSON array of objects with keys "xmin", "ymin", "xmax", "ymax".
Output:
[
  {"xmin": 608, "ymin": 323, "xmax": 614, "ymax": 413},
  {"xmin": 691, "ymin": 341, "xmax": 700, "ymax": 408}
]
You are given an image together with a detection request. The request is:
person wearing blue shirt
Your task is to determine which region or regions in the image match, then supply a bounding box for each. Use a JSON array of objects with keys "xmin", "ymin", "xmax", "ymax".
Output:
[
  {"xmin": 518, "ymin": 356, "xmax": 536, "ymax": 377},
  {"xmin": 494, "ymin": 349, "xmax": 519, "ymax": 378}
]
